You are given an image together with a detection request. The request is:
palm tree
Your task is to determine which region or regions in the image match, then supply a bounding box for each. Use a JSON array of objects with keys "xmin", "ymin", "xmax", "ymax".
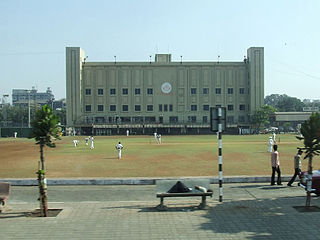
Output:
[
  {"xmin": 297, "ymin": 112, "xmax": 320, "ymax": 208},
  {"xmin": 30, "ymin": 105, "xmax": 61, "ymax": 216}
]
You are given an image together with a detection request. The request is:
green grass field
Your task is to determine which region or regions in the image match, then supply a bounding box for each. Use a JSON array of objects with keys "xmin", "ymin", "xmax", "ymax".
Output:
[{"xmin": 0, "ymin": 134, "xmax": 318, "ymax": 178}]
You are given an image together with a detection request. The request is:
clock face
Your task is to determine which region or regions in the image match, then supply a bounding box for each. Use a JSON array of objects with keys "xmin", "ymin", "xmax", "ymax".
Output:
[{"xmin": 161, "ymin": 82, "xmax": 172, "ymax": 94}]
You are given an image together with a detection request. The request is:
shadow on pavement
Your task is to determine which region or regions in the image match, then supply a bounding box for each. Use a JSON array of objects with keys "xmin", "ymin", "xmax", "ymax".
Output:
[
  {"xmin": 230, "ymin": 184, "xmax": 287, "ymax": 190},
  {"xmin": 199, "ymin": 195, "xmax": 320, "ymax": 239},
  {"xmin": 0, "ymin": 211, "xmax": 31, "ymax": 219}
]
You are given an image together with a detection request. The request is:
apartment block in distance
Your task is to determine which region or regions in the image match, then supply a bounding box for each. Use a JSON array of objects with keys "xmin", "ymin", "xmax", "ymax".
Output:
[
  {"xmin": 12, "ymin": 87, "xmax": 54, "ymax": 108},
  {"xmin": 66, "ymin": 47, "xmax": 264, "ymax": 135}
]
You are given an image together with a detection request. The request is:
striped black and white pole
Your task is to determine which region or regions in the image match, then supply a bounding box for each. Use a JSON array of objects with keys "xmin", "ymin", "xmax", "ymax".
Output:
[{"xmin": 218, "ymin": 107, "xmax": 223, "ymax": 202}]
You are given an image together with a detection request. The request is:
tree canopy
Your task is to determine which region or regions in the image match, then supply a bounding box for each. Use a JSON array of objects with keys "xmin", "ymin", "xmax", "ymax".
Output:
[
  {"xmin": 251, "ymin": 105, "xmax": 277, "ymax": 129},
  {"xmin": 265, "ymin": 94, "xmax": 304, "ymax": 112},
  {"xmin": 30, "ymin": 104, "xmax": 61, "ymax": 147},
  {"xmin": 297, "ymin": 112, "xmax": 320, "ymax": 159}
]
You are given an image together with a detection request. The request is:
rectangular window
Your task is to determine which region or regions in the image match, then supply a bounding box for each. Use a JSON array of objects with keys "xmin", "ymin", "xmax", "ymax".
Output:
[
  {"xmin": 120, "ymin": 117, "xmax": 131, "ymax": 123},
  {"xmin": 169, "ymin": 104, "xmax": 173, "ymax": 111},
  {"xmin": 135, "ymin": 88, "xmax": 141, "ymax": 95},
  {"xmin": 85, "ymin": 105, "xmax": 91, "ymax": 112},
  {"xmin": 147, "ymin": 105, "xmax": 153, "ymax": 111},
  {"xmin": 122, "ymin": 105, "xmax": 128, "ymax": 111},
  {"xmin": 239, "ymin": 104, "xmax": 245, "ymax": 111},
  {"xmin": 227, "ymin": 105, "xmax": 234, "ymax": 111},
  {"xmin": 97, "ymin": 105, "xmax": 104, "ymax": 111},
  {"xmin": 228, "ymin": 88, "xmax": 233, "ymax": 94},
  {"xmin": 227, "ymin": 116, "xmax": 234, "ymax": 124},
  {"xmin": 145, "ymin": 116, "xmax": 156, "ymax": 123},
  {"xmin": 132, "ymin": 116, "xmax": 143, "ymax": 123},
  {"xmin": 159, "ymin": 104, "xmax": 162, "ymax": 112},
  {"xmin": 110, "ymin": 89, "xmax": 116, "ymax": 95},
  {"xmin": 147, "ymin": 88, "xmax": 153, "ymax": 95},
  {"xmin": 98, "ymin": 89, "xmax": 104, "ymax": 95},
  {"xmin": 85, "ymin": 89, "xmax": 91, "ymax": 95},
  {"xmin": 169, "ymin": 116, "xmax": 178, "ymax": 123},
  {"xmin": 239, "ymin": 88, "xmax": 245, "ymax": 94},
  {"xmin": 122, "ymin": 88, "xmax": 128, "ymax": 95},
  {"xmin": 191, "ymin": 105, "xmax": 197, "ymax": 111},
  {"xmin": 238, "ymin": 116, "xmax": 245, "ymax": 123},
  {"xmin": 110, "ymin": 105, "xmax": 116, "ymax": 111},
  {"xmin": 135, "ymin": 105, "xmax": 141, "ymax": 111},
  {"xmin": 164, "ymin": 104, "xmax": 168, "ymax": 112},
  {"xmin": 203, "ymin": 105, "xmax": 209, "ymax": 111},
  {"xmin": 191, "ymin": 88, "xmax": 197, "ymax": 94},
  {"xmin": 203, "ymin": 88, "xmax": 209, "ymax": 94},
  {"xmin": 203, "ymin": 116, "xmax": 208, "ymax": 123},
  {"xmin": 215, "ymin": 88, "xmax": 221, "ymax": 94},
  {"xmin": 188, "ymin": 116, "xmax": 197, "ymax": 123}
]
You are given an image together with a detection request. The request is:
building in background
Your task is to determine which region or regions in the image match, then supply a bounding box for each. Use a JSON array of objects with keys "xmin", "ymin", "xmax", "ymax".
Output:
[
  {"xmin": 66, "ymin": 47, "xmax": 264, "ymax": 135},
  {"xmin": 12, "ymin": 87, "xmax": 54, "ymax": 108}
]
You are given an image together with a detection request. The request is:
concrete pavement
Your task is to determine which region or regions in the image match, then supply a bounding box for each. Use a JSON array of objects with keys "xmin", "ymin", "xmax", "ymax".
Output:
[{"xmin": 1, "ymin": 183, "xmax": 320, "ymax": 239}]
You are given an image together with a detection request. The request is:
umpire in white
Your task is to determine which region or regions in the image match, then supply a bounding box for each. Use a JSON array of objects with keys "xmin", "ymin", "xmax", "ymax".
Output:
[{"xmin": 115, "ymin": 142, "xmax": 124, "ymax": 159}]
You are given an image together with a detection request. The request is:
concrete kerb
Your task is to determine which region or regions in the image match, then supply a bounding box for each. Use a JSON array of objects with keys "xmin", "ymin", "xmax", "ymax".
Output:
[{"xmin": 0, "ymin": 175, "xmax": 293, "ymax": 186}]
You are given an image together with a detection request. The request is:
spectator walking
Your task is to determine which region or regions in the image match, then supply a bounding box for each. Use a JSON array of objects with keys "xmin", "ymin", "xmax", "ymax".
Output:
[
  {"xmin": 287, "ymin": 149, "xmax": 303, "ymax": 187},
  {"xmin": 271, "ymin": 144, "xmax": 282, "ymax": 185}
]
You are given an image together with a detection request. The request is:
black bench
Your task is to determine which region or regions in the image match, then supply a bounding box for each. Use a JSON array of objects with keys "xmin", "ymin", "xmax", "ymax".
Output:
[
  {"xmin": 0, "ymin": 182, "xmax": 11, "ymax": 213},
  {"xmin": 156, "ymin": 179, "xmax": 213, "ymax": 210}
]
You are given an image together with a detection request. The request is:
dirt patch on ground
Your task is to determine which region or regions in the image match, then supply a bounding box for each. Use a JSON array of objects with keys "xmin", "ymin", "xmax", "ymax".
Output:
[{"xmin": 0, "ymin": 136, "xmax": 304, "ymax": 178}]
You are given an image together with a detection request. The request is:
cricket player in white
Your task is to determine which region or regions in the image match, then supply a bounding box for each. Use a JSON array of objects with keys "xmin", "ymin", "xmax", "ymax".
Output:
[
  {"xmin": 268, "ymin": 137, "xmax": 274, "ymax": 152},
  {"xmin": 115, "ymin": 142, "xmax": 124, "ymax": 159},
  {"xmin": 73, "ymin": 140, "xmax": 79, "ymax": 147},
  {"xmin": 154, "ymin": 132, "xmax": 157, "ymax": 142},
  {"xmin": 273, "ymin": 132, "xmax": 276, "ymax": 143},
  {"xmin": 90, "ymin": 136, "xmax": 94, "ymax": 149},
  {"xmin": 157, "ymin": 134, "xmax": 162, "ymax": 144}
]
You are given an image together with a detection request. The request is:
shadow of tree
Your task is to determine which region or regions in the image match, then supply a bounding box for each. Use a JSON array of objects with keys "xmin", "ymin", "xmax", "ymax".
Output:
[{"xmin": 199, "ymin": 195, "xmax": 320, "ymax": 239}]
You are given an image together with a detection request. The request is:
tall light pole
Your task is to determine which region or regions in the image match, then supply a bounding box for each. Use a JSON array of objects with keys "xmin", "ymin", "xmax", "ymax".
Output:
[
  {"xmin": 2, "ymin": 94, "xmax": 9, "ymax": 127},
  {"xmin": 28, "ymin": 90, "xmax": 31, "ymax": 128}
]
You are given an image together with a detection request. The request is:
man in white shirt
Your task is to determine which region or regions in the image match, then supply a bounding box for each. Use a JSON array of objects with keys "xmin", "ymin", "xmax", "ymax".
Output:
[
  {"xmin": 73, "ymin": 139, "xmax": 79, "ymax": 147},
  {"xmin": 268, "ymin": 137, "xmax": 274, "ymax": 152},
  {"xmin": 287, "ymin": 149, "xmax": 303, "ymax": 186},
  {"xmin": 90, "ymin": 136, "xmax": 94, "ymax": 149},
  {"xmin": 273, "ymin": 132, "xmax": 277, "ymax": 142},
  {"xmin": 115, "ymin": 142, "xmax": 124, "ymax": 159}
]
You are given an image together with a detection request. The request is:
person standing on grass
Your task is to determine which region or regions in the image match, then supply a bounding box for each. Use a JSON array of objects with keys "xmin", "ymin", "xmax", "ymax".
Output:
[
  {"xmin": 73, "ymin": 139, "xmax": 79, "ymax": 147},
  {"xmin": 271, "ymin": 144, "xmax": 282, "ymax": 185},
  {"xmin": 115, "ymin": 142, "xmax": 124, "ymax": 159},
  {"xmin": 90, "ymin": 136, "xmax": 94, "ymax": 149},
  {"xmin": 156, "ymin": 134, "xmax": 162, "ymax": 144},
  {"xmin": 287, "ymin": 149, "xmax": 303, "ymax": 187},
  {"xmin": 267, "ymin": 136, "xmax": 274, "ymax": 152},
  {"xmin": 273, "ymin": 131, "xmax": 277, "ymax": 143},
  {"xmin": 154, "ymin": 132, "xmax": 157, "ymax": 142}
]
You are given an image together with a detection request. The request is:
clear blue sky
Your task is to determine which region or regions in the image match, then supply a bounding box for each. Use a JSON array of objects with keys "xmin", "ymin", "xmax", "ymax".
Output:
[{"xmin": 1, "ymin": 0, "xmax": 319, "ymax": 103}]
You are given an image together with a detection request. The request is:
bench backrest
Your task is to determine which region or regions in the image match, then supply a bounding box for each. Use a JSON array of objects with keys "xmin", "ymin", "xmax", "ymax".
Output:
[
  {"xmin": 0, "ymin": 182, "xmax": 11, "ymax": 199},
  {"xmin": 156, "ymin": 179, "xmax": 211, "ymax": 194}
]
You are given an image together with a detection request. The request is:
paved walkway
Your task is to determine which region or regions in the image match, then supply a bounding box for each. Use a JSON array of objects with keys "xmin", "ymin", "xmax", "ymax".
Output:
[{"xmin": 1, "ymin": 183, "xmax": 320, "ymax": 240}]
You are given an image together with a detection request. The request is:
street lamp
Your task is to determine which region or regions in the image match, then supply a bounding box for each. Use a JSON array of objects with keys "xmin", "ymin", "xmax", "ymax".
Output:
[
  {"xmin": 28, "ymin": 90, "xmax": 31, "ymax": 128},
  {"xmin": 2, "ymin": 94, "xmax": 9, "ymax": 127}
]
